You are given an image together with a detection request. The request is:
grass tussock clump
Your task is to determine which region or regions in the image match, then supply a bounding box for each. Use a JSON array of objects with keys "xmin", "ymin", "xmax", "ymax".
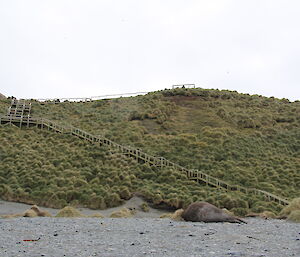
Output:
[
  {"xmin": 247, "ymin": 211, "xmax": 277, "ymax": 219},
  {"xmin": 159, "ymin": 213, "xmax": 172, "ymax": 219},
  {"xmin": 279, "ymin": 198, "xmax": 300, "ymax": 218},
  {"xmin": 171, "ymin": 209, "xmax": 184, "ymax": 221},
  {"xmin": 109, "ymin": 208, "xmax": 134, "ymax": 218},
  {"xmin": 23, "ymin": 209, "xmax": 38, "ymax": 217},
  {"xmin": 1, "ymin": 205, "xmax": 52, "ymax": 218},
  {"xmin": 88, "ymin": 213, "xmax": 105, "ymax": 218},
  {"xmin": 160, "ymin": 209, "xmax": 184, "ymax": 221},
  {"xmin": 140, "ymin": 202, "xmax": 150, "ymax": 212},
  {"xmin": 287, "ymin": 210, "xmax": 300, "ymax": 223},
  {"xmin": 222, "ymin": 208, "xmax": 235, "ymax": 216},
  {"xmin": 261, "ymin": 211, "xmax": 276, "ymax": 219},
  {"xmin": 0, "ymin": 213, "xmax": 23, "ymax": 219},
  {"xmin": 56, "ymin": 206, "xmax": 85, "ymax": 218}
]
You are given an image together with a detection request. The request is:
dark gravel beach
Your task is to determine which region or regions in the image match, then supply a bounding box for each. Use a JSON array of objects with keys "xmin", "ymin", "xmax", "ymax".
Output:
[{"xmin": 0, "ymin": 217, "xmax": 299, "ymax": 257}]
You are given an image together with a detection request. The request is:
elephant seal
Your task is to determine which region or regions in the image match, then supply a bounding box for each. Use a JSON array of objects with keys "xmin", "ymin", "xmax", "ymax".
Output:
[{"xmin": 182, "ymin": 202, "xmax": 247, "ymax": 224}]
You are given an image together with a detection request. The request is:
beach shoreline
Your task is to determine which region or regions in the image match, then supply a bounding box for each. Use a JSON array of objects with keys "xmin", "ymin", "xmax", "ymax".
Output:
[{"xmin": 1, "ymin": 216, "xmax": 299, "ymax": 257}]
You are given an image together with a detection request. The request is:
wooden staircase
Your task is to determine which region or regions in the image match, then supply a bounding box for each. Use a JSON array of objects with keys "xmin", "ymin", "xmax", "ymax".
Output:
[
  {"xmin": 7, "ymin": 99, "xmax": 31, "ymax": 117},
  {"xmin": 4, "ymin": 99, "xmax": 32, "ymax": 127},
  {"xmin": 0, "ymin": 101, "xmax": 291, "ymax": 206}
]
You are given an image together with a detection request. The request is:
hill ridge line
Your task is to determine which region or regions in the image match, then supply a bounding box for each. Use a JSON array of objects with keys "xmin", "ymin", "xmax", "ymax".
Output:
[{"xmin": 0, "ymin": 113, "xmax": 290, "ymax": 206}]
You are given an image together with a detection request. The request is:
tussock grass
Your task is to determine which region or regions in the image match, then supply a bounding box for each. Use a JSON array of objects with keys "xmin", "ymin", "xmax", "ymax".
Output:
[
  {"xmin": 287, "ymin": 210, "xmax": 300, "ymax": 223},
  {"xmin": 171, "ymin": 209, "xmax": 184, "ymax": 221},
  {"xmin": 23, "ymin": 209, "xmax": 38, "ymax": 217},
  {"xmin": 279, "ymin": 198, "xmax": 300, "ymax": 218},
  {"xmin": 88, "ymin": 213, "xmax": 105, "ymax": 218},
  {"xmin": 56, "ymin": 206, "xmax": 85, "ymax": 218},
  {"xmin": 140, "ymin": 202, "xmax": 150, "ymax": 212},
  {"xmin": 159, "ymin": 209, "xmax": 184, "ymax": 221},
  {"xmin": 0, "ymin": 205, "xmax": 52, "ymax": 218},
  {"xmin": 0, "ymin": 213, "xmax": 23, "ymax": 219},
  {"xmin": 159, "ymin": 213, "xmax": 173, "ymax": 219},
  {"xmin": 0, "ymin": 88, "xmax": 299, "ymax": 215},
  {"xmin": 109, "ymin": 208, "xmax": 133, "ymax": 218},
  {"xmin": 261, "ymin": 211, "xmax": 276, "ymax": 219}
]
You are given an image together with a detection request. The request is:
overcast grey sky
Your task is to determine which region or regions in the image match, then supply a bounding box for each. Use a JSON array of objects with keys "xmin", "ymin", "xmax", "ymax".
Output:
[{"xmin": 0, "ymin": 0, "xmax": 299, "ymax": 100}]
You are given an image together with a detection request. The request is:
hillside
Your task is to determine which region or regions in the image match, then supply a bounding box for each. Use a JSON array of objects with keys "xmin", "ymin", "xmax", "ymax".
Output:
[
  {"xmin": 0, "ymin": 88, "xmax": 299, "ymax": 215},
  {"xmin": 0, "ymin": 93, "xmax": 6, "ymax": 99},
  {"xmin": 0, "ymin": 126, "xmax": 259, "ymax": 215}
]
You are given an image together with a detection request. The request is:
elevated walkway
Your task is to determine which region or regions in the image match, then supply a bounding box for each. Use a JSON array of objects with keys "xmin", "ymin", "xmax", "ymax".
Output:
[
  {"xmin": 3, "ymin": 99, "xmax": 32, "ymax": 127},
  {"xmin": 7, "ymin": 99, "xmax": 31, "ymax": 117}
]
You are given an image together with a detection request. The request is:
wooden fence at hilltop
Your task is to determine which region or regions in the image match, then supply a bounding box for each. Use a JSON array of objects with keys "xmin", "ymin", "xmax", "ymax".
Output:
[{"xmin": 34, "ymin": 91, "xmax": 150, "ymax": 103}]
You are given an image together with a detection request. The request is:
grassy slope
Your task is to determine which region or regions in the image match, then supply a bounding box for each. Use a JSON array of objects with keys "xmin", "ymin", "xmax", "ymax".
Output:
[
  {"xmin": 0, "ymin": 88, "xmax": 299, "ymax": 215},
  {"xmin": 31, "ymin": 88, "xmax": 300, "ymax": 197},
  {"xmin": 0, "ymin": 126, "xmax": 266, "ymax": 215},
  {"xmin": 0, "ymin": 98, "xmax": 10, "ymax": 114}
]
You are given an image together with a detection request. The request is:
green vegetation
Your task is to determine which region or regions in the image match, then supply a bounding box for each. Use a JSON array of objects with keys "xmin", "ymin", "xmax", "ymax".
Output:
[
  {"xmin": 0, "ymin": 88, "xmax": 299, "ymax": 216},
  {"xmin": 0, "ymin": 98, "xmax": 10, "ymax": 114}
]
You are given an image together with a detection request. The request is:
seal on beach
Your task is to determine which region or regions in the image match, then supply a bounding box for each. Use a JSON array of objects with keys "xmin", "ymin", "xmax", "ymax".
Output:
[
  {"xmin": 23, "ymin": 205, "xmax": 52, "ymax": 217},
  {"xmin": 182, "ymin": 202, "xmax": 247, "ymax": 224}
]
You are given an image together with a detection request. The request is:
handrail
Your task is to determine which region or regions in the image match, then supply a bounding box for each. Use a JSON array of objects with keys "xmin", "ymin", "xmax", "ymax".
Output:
[
  {"xmin": 0, "ymin": 113, "xmax": 291, "ymax": 206},
  {"xmin": 34, "ymin": 91, "xmax": 149, "ymax": 103}
]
